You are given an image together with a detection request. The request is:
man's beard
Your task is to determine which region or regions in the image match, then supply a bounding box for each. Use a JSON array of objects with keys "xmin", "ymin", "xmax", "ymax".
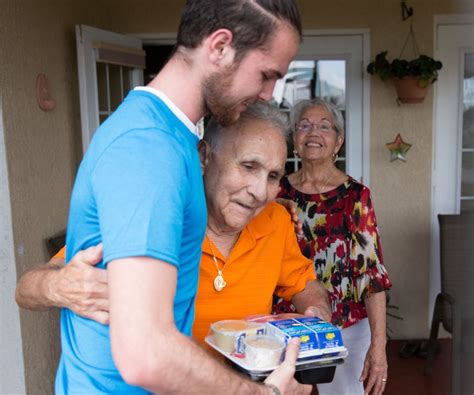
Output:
[{"xmin": 202, "ymin": 66, "xmax": 248, "ymax": 126}]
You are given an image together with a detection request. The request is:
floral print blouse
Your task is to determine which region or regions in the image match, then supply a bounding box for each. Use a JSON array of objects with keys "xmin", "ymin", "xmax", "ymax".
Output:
[{"xmin": 275, "ymin": 175, "xmax": 392, "ymax": 329}]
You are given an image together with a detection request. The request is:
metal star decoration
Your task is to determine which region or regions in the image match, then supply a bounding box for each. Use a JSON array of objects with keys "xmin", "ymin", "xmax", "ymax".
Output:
[{"xmin": 386, "ymin": 133, "xmax": 412, "ymax": 162}]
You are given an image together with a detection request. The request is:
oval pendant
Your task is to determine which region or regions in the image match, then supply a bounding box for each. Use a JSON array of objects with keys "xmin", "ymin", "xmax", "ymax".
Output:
[{"xmin": 214, "ymin": 274, "xmax": 226, "ymax": 292}]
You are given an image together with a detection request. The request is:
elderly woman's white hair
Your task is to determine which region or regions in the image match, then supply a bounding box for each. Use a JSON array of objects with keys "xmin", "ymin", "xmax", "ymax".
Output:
[
  {"xmin": 290, "ymin": 99, "xmax": 345, "ymax": 137},
  {"xmin": 204, "ymin": 101, "xmax": 290, "ymax": 151}
]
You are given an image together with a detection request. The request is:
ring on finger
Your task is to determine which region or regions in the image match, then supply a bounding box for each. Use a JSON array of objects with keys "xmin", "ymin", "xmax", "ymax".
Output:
[{"xmin": 382, "ymin": 378, "xmax": 388, "ymax": 383}]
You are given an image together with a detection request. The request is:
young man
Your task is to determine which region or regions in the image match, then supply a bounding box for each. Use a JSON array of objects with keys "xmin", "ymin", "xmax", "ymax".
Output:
[{"xmin": 45, "ymin": 1, "xmax": 305, "ymax": 394}]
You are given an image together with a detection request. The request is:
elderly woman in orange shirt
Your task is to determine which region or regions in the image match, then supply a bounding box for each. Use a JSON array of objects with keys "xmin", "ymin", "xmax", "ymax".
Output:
[{"xmin": 16, "ymin": 102, "xmax": 331, "ymax": 346}]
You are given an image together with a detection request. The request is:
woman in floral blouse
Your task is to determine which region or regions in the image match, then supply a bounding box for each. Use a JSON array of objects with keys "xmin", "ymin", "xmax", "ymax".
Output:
[{"xmin": 276, "ymin": 99, "xmax": 392, "ymax": 395}]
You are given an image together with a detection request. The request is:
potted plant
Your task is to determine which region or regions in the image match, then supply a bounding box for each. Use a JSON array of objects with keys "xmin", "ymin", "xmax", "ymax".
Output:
[{"xmin": 367, "ymin": 51, "xmax": 443, "ymax": 103}]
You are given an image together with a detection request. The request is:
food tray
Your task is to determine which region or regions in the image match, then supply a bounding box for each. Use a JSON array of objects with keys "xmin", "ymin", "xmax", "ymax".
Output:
[{"xmin": 205, "ymin": 335, "xmax": 347, "ymax": 383}]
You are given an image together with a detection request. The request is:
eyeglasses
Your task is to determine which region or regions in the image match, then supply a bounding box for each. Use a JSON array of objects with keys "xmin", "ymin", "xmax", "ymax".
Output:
[{"xmin": 295, "ymin": 120, "xmax": 335, "ymax": 134}]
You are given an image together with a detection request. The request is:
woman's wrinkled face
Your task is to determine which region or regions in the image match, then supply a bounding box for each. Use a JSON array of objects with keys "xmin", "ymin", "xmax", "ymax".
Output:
[
  {"xmin": 293, "ymin": 106, "xmax": 344, "ymax": 163},
  {"xmin": 203, "ymin": 120, "xmax": 287, "ymax": 233}
]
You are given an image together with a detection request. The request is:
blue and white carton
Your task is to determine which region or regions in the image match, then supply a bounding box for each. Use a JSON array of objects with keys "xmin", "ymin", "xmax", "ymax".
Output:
[{"xmin": 264, "ymin": 316, "xmax": 346, "ymax": 360}]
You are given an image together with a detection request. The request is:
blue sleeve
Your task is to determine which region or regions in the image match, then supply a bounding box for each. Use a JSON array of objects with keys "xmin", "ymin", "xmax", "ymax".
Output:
[{"xmin": 91, "ymin": 128, "xmax": 188, "ymax": 267}]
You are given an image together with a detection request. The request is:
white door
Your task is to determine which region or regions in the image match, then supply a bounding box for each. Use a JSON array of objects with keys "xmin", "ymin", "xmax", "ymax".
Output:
[
  {"xmin": 76, "ymin": 25, "xmax": 145, "ymax": 153},
  {"xmin": 430, "ymin": 16, "xmax": 474, "ymax": 317},
  {"xmin": 272, "ymin": 31, "xmax": 370, "ymax": 184}
]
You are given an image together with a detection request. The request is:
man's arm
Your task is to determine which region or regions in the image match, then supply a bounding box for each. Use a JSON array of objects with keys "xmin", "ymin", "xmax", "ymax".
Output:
[
  {"xmin": 108, "ymin": 257, "xmax": 311, "ymax": 395},
  {"xmin": 291, "ymin": 280, "xmax": 332, "ymax": 322},
  {"xmin": 15, "ymin": 245, "xmax": 109, "ymax": 324}
]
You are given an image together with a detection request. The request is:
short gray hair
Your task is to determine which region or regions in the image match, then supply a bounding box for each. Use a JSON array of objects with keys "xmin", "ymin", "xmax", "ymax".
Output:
[
  {"xmin": 290, "ymin": 99, "xmax": 345, "ymax": 137},
  {"xmin": 204, "ymin": 101, "xmax": 290, "ymax": 151}
]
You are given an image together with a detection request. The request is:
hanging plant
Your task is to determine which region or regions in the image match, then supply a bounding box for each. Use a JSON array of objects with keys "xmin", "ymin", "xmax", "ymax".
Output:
[
  {"xmin": 367, "ymin": 52, "xmax": 442, "ymax": 86},
  {"xmin": 366, "ymin": 25, "xmax": 443, "ymax": 103}
]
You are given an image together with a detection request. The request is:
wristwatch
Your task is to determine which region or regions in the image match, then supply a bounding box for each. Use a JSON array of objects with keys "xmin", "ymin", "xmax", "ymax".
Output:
[{"xmin": 264, "ymin": 383, "xmax": 282, "ymax": 395}]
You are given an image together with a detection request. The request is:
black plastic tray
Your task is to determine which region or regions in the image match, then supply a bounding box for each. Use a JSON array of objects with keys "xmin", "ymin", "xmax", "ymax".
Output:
[
  {"xmin": 233, "ymin": 357, "xmax": 343, "ymax": 384},
  {"xmin": 205, "ymin": 336, "xmax": 346, "ymax": 384}
]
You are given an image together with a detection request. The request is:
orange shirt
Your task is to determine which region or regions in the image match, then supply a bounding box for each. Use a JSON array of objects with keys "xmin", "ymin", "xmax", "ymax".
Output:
[
  {"xmin": 55, "ymin": 246, "xmax": 66, "ymax": 259},
  {"xmin": 193, "ymin": 202, "xmax": 315, "ymax": 343},
  {"xmin": 54, "ymin": 202, "xmax": 316, "ymax": 344}
]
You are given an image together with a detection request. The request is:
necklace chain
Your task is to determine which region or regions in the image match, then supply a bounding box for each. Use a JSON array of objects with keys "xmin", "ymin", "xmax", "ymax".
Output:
[
  {"xmin": 207, "ymin": 238, "xmax": 227, "ymax": 292},
  {"xmin": 299, "ymin": 169, "xmax": 333, "ymax": 194}
]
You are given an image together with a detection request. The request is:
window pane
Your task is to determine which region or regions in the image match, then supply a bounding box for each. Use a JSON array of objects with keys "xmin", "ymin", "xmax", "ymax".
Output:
[
  {"xmin": 316, "ymin": 61, "xmax": 346, "ymax": 108},
  {"xmin": 109, "ymin": 64, "xmax": 122, "ymax": 111},
  {"xmin": 96, "ymin": 62, "xmax": 108, "ymax": 112},
  {"xmin": 461, "ymin": 152, "xmax": 474, "ymax": 196},
  {"xmin": 461, "ymin": 199, "xmax": 474, "ymax": 213},
  {"xmin": 272, "ymin": 60, "xmax": 346, "ymax": 109},
  {"xmin": 463, "ymin": 53, "xmax": 474, "ymax": 149},
  {"xmin": 272, "ymin": 60, "xmax": 315, "ymax": 109}
]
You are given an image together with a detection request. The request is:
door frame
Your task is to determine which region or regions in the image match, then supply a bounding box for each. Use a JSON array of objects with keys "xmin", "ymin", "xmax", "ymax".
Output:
[
  {"xmin": 135, "ymin": 29, "xmax": 372, "ymax": 186},
  {"xmin": 430, "ymin": 14, "xmax": 474, "ymax": 322},
  {"xmin": 0, "ymin": 95, "xmax": 26, "ymax": 393},
  {"xmin": 76, "ymin": 25, "xmax": 144, "ymax": 153}
]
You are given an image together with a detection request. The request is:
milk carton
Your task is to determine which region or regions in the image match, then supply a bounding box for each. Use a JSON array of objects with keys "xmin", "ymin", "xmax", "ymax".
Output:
[{"xmin": 264, "ymin": 316, "xmax": 345, "ymax": 360}]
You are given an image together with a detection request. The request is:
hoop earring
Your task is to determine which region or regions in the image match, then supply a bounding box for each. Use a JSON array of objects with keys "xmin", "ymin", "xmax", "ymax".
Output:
[
  {"xmin": 293, "ymin": 149, "xmax": 299, "ymax": 158},
  {"xmin": 332, "ymin": 153, "xmax": 338, "ymax": 163}
]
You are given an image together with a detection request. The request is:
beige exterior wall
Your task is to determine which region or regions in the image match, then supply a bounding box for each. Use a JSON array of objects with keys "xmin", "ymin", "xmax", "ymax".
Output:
[
  {"xmin": 1, "ymin": 2, "xmax": 104, "ymax": 393},
  {"xmin": 1, "ymin": 0, "xmax": 472, "ymax": 393}
]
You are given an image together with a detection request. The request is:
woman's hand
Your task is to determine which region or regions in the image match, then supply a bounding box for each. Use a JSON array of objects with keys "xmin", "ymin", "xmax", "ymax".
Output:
[
  {"xmin": 359, "ymin": 342, "xmax": 388, "ymax": 395},
  {"xmin": 361, "ymin": 292, "xmax": 388, "ymax": 394},
  {"xmin": 275, "ymin": 198, "xmax": 303, "ymax": 237}
]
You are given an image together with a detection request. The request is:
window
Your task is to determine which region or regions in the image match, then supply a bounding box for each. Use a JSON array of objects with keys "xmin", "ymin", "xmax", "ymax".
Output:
[
  {"xmin": 461, "ymin": 52, "xmax": 474, "ymax": 212},
  {"xmin": 97, "ymin": 63, "xmax": 135, "ymax": 124},
  {"xmin": 76, "ymin": 25, "xmax": 144, "ymax": 153}
]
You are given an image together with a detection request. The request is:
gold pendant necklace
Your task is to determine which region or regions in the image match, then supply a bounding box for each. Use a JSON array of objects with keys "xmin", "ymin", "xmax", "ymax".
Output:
[{"xmin": 208, "ymin": 239, "xmax": 227, "ymax": 292}]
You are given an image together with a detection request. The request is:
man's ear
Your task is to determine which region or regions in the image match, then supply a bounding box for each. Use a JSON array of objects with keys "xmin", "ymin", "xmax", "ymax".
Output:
[
  {"xmin": 206, "ymin": 29, "xmax": 236, "ymax": 67},
  {"xmin": 198, "ymin": 140, "xmax": 210, "ymax": 174}
]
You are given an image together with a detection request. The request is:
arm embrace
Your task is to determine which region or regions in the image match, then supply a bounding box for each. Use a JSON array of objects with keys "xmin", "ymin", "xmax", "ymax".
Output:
[{"xmin": 15, "ymin": 244, "xmax": 109, "ymax": 324}]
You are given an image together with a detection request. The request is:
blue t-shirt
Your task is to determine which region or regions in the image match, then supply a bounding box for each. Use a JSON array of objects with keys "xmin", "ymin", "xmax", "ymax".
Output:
[{"xmin": 55, "ymin": 90, "xmax": 207, "ymax": 394}]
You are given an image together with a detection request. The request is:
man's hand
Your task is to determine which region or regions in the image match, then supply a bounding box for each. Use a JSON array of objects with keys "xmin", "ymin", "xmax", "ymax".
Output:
[
  {"xmin": 264, "ymin": 338, "xmax": 312, "ymax": 395},
  {"xmin": 54, "ymin": 244, "xmax": 109, "ymax": 324},
  {"xmin": 275, "ymin": 198, "xmax": 303, "ymax": 237},
  {"xmin": 303, "ymin": 305, "xmax": 332, "ymax": 323}
]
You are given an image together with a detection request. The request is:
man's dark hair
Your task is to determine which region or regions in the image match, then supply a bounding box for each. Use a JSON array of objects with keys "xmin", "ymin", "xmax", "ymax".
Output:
[{"xmin": 176, "ymin": 0, "xmax": 302, "ymax": 60}]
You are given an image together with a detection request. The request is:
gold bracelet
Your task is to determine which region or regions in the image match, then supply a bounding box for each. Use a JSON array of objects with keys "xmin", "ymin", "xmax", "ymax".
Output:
[{"xmin": 264, "ymin": 383, "xmax": 282, "ymax": 395}]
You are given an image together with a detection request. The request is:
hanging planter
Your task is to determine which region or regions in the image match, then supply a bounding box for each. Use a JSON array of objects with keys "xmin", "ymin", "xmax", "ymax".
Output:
[
  {"xmin": 393, "ymin": 76, "xmax": 428, "ymax": 103},
  {"xmin": 366, "ymin": 24, "xmax": 443, "ymax": 104}
]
